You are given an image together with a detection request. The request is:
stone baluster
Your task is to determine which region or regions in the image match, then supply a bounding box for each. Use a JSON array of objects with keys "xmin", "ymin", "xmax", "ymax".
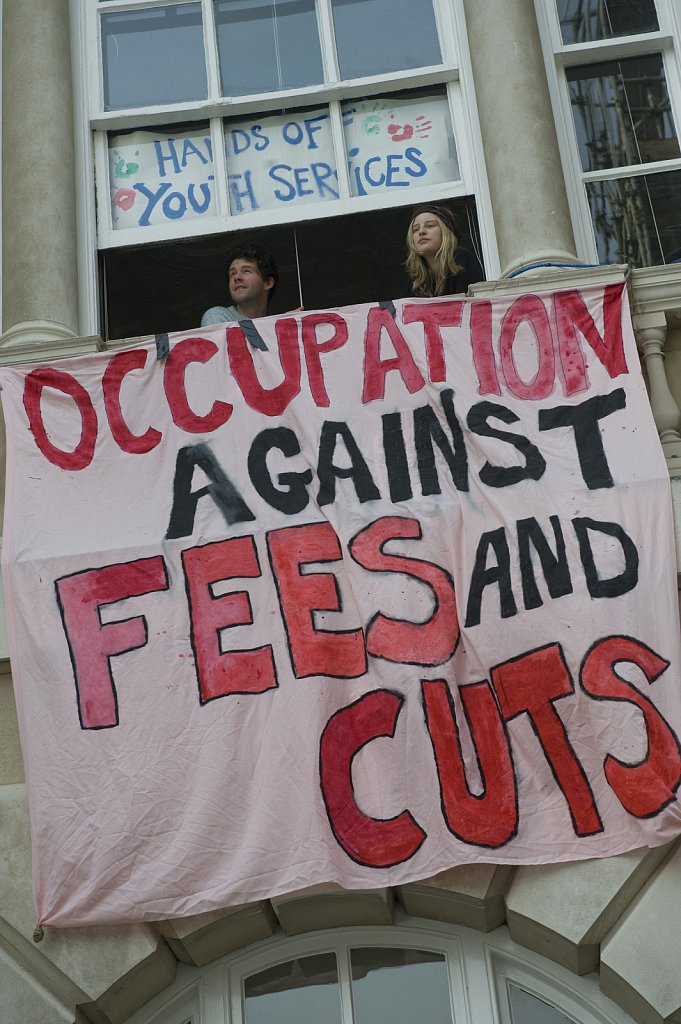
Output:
[{"xmin": 634, "ymin": 311, "xmax": 681, "ymax": 475}]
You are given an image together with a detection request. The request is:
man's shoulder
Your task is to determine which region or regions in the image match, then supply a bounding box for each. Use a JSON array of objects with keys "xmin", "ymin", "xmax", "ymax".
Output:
[{"xmin": 201, "ymin": 305, "xmax": 240, "ymax": 327}]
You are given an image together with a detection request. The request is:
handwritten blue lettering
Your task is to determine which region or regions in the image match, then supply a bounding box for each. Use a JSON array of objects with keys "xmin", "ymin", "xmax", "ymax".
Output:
[
  {"xmin": 229, "ymin": 129, "xmax": 252, "ymax": 155},
  {"xmin": 364, "ymin": 156, "xmax": 386, "ymax": 187},
  {"xmin": 181, "ymin": 137, "xmax": 211, "ymax": 167},
  {"xmin": 134, "ymin": 181, "xmax": 172, "ymax": 225},
  {"xmin": 229, "ymin": 171, "xmax": 258, "ymax": 212},
  {"xmin": 405, "ymin": 147, "xmax": 427, "ymax": 178},
  {"xmin": 310, "ymin": 163, "xmax": 339, "ymax": 198},
  {"xmin": 281, "ymin": 114, "xmax": 330, "ymax": 149},
  {"xmin": 269, "ymin": 162, "xmax": 339, "ymax": 202},
  {"xmin": 282, "ymin": 122, "xmax": 304, "ymax": 146},
  {"xmin": 293, "ymin": 167, "xmax": 314, "ymax": 197},
  {"xmin": 346, "ymin": 147, "xmax": 429, "ymax": 195},
  {"xmin": 163, "ymin": 191, "xmax": 187, "ymax": 220},
  {"xmin": 252, "ymin": 124, "xmax": 269, "ymax": 151},
  {"xmin": 385, "ymin": 153, "xmax": 409, "ymax": 187},
  {"xmin": 347, "ymin": 147, "xmax": 367, "ymax": 197},
  {"xmin": 269, "ymin": 164, "xmax": 297, "ymax": 201},
  {"xmin": 301, "ymin": 114, "xmax": 327, "ymax": 149},
  {"xmin": 187, "ymin": 180, "xmax": 212, "ymax": 214},
  {"xmin": 228, "ymin": 126, "xmax": 270, "ymax": 156},
  {"xmin": 132, "ymin": 178, "xmax": 214, "ymax": 225},
  {"xmin": 154, "ymin": 139, "xmax": 181, "ymax": 177}
]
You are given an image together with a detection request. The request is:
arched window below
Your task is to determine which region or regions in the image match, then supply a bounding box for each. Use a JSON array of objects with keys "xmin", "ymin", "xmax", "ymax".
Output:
[{"xmin": 126, "ymin": 922, "xmax": 636, "ymax": 1024}]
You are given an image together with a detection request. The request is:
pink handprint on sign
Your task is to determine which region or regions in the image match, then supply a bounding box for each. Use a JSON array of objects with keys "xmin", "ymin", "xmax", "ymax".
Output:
[{"xmin": 112, "ymin": 188, "xmax": 136, "ymax": 212}]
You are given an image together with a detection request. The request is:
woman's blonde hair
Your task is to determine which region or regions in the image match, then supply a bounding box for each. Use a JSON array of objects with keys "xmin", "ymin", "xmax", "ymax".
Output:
[{"xmin": 405, "ymin": 206, "xmax": 462, "ymax": 297}]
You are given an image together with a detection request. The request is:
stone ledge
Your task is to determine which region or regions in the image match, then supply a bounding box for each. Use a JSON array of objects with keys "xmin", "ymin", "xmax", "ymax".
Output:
[
  {"xmin": 158, "ymin": 901, "xmax": 278, "ymax": 967},
  {"xmin": 600, "ymin": 841, "xmax": 681, "ymax": 1024},
  {"xmin": 0, "ymin": 322, "xmax": 101, "ymax": 364},
  {"xmin": 469, "ymin": 263, "xmax": 628, "ymax": 299},
  {"xmin": 396, "ymin": 864, "xmax": 512, "ymax": 932},
  {"xmin": 505, "ymin": 846, "xmax": 670, "ymax": 975},
  {"xmin": 0, "ymin": 945, "xmax": 76, "ymax": 1024},
  {"xmin": 270, "ymin": 887, "xmax": 394, "ymax": 935},
  {"xmin": 630, "ymin": 264, "xmax": 681, "ymax": 325}
]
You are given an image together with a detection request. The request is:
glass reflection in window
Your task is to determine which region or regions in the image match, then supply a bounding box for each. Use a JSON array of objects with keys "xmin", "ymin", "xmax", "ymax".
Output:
[
  {"xmin": 587, "ymin": 170, "xmax": 681, "ymax": 266},
  {"xmin": 557, "ymin": 0, "xmax": 658, "ymax": 45},
  {"xmin": 215, "ymin": 0, "xmax": 324, "ymax": 96},
  {"xmin": 509, "ymin": 983, "xmax": 577, "ymax": 1024},
  {"xmin": 566, "ymin": 55, "xmax": 680, "ymax": 172},
  {"xmin": 101, "ymin": 4, "xmax": 207, "ymax": 111},
  {"xmin": 350, "ymin": 948, "xmax": 452, "ymax": 1024},
  {"xmin": 244, "ymin": 953, "xmax": 342, "ymax": 1024},
  {"xmin": 331, "ymin": 0, "xmax": 442, "ymax": 79}
]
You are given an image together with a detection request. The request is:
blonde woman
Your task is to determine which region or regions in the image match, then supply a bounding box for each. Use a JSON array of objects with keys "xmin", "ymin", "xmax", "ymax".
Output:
[{"xmin": 405, "ymin": 203, "xmax": 484, "ymax": 297}]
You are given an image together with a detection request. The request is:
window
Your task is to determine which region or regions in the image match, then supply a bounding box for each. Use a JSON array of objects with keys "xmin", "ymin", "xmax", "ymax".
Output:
[
  {"xmin": 508, "ymin": 984, "xmax": 578, "ymax": 1024},
  {"xmin": 242, "ymin": 947, "xmax": 453, "ymax": 1024},
  {"xmin": 537, "ymin": 0, "xmax": 681, "ymax": 267},
  {"xmin": 88, "ymin": 0, "xmax": 478, "ymax": 244},
  {"xmin": 79, "ymin": 0, "xmax": 487, "ymax": 338},
  {"xmin": 125, "ymin": 923, "xmax": 638, "ymax": 1024}
]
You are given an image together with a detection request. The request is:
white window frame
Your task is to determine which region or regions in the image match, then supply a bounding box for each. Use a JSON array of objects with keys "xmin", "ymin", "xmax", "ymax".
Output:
[
  {"xmin": 124, "ymin": 921, "xmax": 638, "ymax": 1024},
  {"xmin": 74, "ymin": 0, "xmax": 492, "ymax": 253},
  {"xmin": 534, "ymin": 0, "xmax": 681, "ymax": 265}
]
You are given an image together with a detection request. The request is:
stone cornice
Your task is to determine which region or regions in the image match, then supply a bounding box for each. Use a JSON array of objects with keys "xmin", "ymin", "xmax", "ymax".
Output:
[
  {"xmin": 469, "ymin": 264, "xmax": 629, "ymax": 298},
  {"xmin": 0, "ymin": 321, "xmax": 103, "ymax": 365},
  {"xmin": 629, "ymin": 264, "xmax": 681, "ymax": 325}
]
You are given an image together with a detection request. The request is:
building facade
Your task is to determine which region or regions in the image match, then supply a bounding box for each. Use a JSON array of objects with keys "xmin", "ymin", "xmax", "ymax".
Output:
[{"xmin": 2, "ymin": 0, "xmax": 681, "ymax": 1021}]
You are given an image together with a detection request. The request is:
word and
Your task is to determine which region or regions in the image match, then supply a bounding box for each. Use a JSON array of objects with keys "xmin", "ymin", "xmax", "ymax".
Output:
[{"xmin": 54, "ymin": 514, "xmax": 677, "ymax": 867}]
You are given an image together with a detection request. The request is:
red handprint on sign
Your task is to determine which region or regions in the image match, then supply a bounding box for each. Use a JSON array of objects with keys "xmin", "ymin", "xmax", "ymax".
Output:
[{"xmin": 387, "ymin": 113, "xmax": 432, "ymax": 143}]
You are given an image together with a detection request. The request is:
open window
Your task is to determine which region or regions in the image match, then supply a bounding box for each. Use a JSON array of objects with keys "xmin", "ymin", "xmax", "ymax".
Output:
[{"xmin": 99, "ymin": 195, "xmax": 482, "ymax": 340}]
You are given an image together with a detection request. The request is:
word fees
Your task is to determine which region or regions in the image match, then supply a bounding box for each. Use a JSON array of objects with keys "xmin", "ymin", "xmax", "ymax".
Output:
[{"xmin": 3, "ymin": 280, "xmax": 681, "ymax": 928}]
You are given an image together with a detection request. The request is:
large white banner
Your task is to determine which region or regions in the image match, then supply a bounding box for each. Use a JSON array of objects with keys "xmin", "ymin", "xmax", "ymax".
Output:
[{"xmin": 3, "ymin": 281, "xmax": 681, "ymax": 928}]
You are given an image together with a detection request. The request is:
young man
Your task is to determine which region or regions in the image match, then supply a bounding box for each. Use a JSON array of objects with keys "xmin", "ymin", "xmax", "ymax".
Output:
[{"xmin": 201, "ymin": 243, "xmax": 279, "ymax": 327}]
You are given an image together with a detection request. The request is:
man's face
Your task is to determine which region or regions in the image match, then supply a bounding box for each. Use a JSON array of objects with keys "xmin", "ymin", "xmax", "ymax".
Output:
[{"xmin": 228, "ymin": 258, "xmax": 273, "ymax": 306}]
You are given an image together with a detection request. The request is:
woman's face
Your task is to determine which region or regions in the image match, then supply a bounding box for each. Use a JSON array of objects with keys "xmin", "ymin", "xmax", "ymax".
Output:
[{"xmin": 411, "ymin": 213, "xmax": 443, "ymax": 260}]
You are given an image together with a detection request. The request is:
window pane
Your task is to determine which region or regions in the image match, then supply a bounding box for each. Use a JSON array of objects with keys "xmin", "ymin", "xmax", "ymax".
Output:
[
  {"xmin": 342, "ymin": 89, "xmax": 459, "ymax": 197},
  {"xmin": 224, "ymin": 107, "xmax": 338, "ymax": 214},
  {"xmin": 332, "ymin": 0, "xmax": 441, "ymax": 79},
  {"xmin": 557, "ymin": 0, "xmax": 658, "ymax": 45},
  {"xmin": 108, "ymin": 124, "xmax": 215, "ymax": 231},
  {"xmin": 566, "ymin": 55, "xmax": 680, "ymax": 172},
  {"xmin": 215, "ymin": 0, "xmax": 323, "ymax": 96},
  {"xmin": 586, "ymin": 170, "xmax": 681, "ymax": 266},
  {"xmin": 509, "ymin": 984, "xmax": 576, "ymax": 1024},
  {"xmin": 244, "ymin": 953, "xmax": 341, "ymax": 1024},
  {"xmin": 101, "ymin": 4, "xmax": 207, "ymax": 110},
  {"xmin": 350, "ymin": 948, "xmax": 452, "ymax": 1024}
]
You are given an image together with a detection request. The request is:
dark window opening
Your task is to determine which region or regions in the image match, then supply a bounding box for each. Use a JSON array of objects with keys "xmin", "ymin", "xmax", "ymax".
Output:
[{"xmin": 99, "ymin": 198, "xmax": 482, "ymax": 341}]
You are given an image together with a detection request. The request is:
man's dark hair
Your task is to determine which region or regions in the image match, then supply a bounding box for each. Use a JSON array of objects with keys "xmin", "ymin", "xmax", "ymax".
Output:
[{"xmin": 226, "ymin": 243, "xmax": 279, "ymax": 302}]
